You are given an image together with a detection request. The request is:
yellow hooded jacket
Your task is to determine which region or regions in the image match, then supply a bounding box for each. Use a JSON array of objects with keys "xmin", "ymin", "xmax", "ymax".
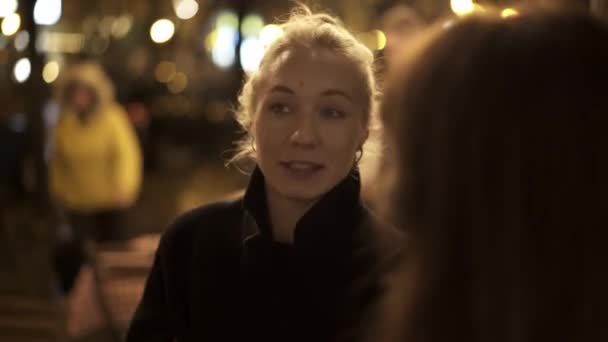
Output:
[{"xmin": 49, "ymin": 63, "xmax": 142, "ymax": 212}]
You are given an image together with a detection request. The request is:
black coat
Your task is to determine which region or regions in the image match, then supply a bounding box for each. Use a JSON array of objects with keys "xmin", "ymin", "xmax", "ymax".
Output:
[{"xmin": 127, "ymin": 168, "xmax": 403, "ymax": 342}]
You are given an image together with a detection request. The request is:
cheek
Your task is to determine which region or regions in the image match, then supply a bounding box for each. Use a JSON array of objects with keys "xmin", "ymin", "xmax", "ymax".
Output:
[
  {"xmin": 253, "ymin": 116, "xmax": 284, "ymax": 156},
  {"xmin": 320, "ymin": 123, "xmax": 364, "ymax": 159}
]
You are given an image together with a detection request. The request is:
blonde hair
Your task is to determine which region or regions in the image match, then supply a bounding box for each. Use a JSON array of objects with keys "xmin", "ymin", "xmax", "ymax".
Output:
[{"xmin": 228, "ymin": 4, "xmax": 380, "ymax": 169}]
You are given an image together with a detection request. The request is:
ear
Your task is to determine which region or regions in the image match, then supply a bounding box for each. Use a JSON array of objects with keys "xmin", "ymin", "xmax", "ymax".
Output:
[
  {"xmin": 248, "ymin": 119, "xmax": 257, "ymax": 137},
  {"xmin": 359, "ymin": 127, "xmax": 370, "ymax": 147}
]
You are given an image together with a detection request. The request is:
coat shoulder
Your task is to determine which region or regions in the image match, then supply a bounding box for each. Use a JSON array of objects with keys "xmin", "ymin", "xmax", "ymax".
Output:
[
  {"xmin": 363, "ymin": 210, "xmax": 406, "ymax": 251},
  {"xmin": 358, "ymin": 210, "xmax": 407, "ymax": 277}
]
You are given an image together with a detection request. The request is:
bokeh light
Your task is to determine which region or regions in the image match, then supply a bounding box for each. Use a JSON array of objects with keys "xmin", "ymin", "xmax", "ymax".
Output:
[
  {"xmin": 155, "ymin": 61, "xmax": 176, "ymax": 83},
  {"xmin": 241, "ymin": 14, "xmax": 264, "ymax": 37},
  {"xmin": 211, "ymin": 26, "xmax": 237, "ymax": 68},
  {"xmin": 33, "ymin": 0, "xmax": 62, "ymax": 26},
  {"xmin": 14, "ymin": 30, "xmax": 29, "ymax": 51},
  {"xmin": 36, "ymin": 32, "xmax": 84, "ymax": 53},
  {"xmin": 13, "ymin": 57, "xmax": 31, "ymax": 83},
  {"xmin": 99, "ymin": 16, "xmax": 115, "ymax": 37},
  {"xmin": 1, "ymin": 12, "xmax": 20, "ymax": 36},
  {"xmin": 42, "ymin": 60, "xmax": 60, "ymax": 83},
  {"xmin": 239, "ymin": 37, "xmax": 264, "ymax": 73},
  {"xmin": 259, "ymin": 24, "xmax": 283, "ymax": 48},
  {"xmin": 175, "ymin": 0, "xmax": 199, "ymax": 20},
  {"xmin": 205, "ymin": 29, "xmax": 217, "ymax": 52},
  {"xmin": 501, "ymin": 8, "xmax": 519, "ymax": 18},
  {"xmin": 150, "ymin": 19, "xmax": 175, "ymax": 44},
  {"xmin": 216, "ymin": 10, "xmax": 239, "ymax": 28},
  {"xmin": 0, "ymin": 0, "xmax": 18, "ymax": 18},
  {"xmin": 451, "ymin": 0, "xmax": 474, "ymax": 16},
  {"xmin": 111, "ymin": 15, "xmax": 133, "ymax": 38},
  {"xmin": 374, "ymin": 29, "xmax": 387, "ymax": 50},
  {"xmin": 357, "ymin": 30, "xmax": 386, "ymax": 51},
  {"xmin": 442, "ymin": 19, "xmax": 456, "ymax": 30},
  {"xmin": 207, "ymin": 10, "xmax": 240, "ymax": 69},
  {"xmin": 167, "ymin": 72, "xmax": 188, "ymax": 94}
]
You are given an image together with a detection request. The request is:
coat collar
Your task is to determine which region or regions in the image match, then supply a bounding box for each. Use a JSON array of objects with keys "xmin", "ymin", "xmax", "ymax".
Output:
[{"xmin": 242, "ymin": 166, "xmax": 366, "ymax": 254}]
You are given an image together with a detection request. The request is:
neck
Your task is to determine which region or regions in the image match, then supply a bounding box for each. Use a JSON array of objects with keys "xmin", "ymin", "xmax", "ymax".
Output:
[{"xmin": 265, "ymin": 185, "xmax": 318, "ymax": 244}]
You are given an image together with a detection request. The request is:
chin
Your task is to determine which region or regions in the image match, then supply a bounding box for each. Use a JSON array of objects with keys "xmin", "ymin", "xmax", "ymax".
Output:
[
  {"xmin": 278, "ymin": 184, "xmax": 327, "ymax": 203},
  {"xmin": 263, "ymin": 165, "xmax": 344, "ymax": 202}
]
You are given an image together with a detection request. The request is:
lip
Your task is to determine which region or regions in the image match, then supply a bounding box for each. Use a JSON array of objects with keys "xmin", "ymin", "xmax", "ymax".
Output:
[
  {"xmin": 280, "ymin": 160, "xmax": 324, "ymax": 168},
  {"xmin": 279, "ymin": 160, "xmax": 325, "ymax": 178}
]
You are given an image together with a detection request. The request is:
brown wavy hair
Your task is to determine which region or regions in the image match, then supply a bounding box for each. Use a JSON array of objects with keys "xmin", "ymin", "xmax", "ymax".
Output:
[{"xmin": 379, "ymin": 8, "xmax": 608, "ymax": 342}]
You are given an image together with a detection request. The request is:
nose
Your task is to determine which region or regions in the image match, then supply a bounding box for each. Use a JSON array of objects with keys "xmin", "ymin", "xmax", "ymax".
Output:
[{"xmin": 289, "ymin": 112, "xmax": 318, "ymax": 148}]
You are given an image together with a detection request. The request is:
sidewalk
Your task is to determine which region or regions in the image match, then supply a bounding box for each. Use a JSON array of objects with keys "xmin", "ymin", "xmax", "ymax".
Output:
[
  {"xmin": 0, "ymin": 162, "xmax": 245, "ymax": 341},
  {"xmin": 0, "ymin": 216, "xmax": 158, "ymax": 341}
]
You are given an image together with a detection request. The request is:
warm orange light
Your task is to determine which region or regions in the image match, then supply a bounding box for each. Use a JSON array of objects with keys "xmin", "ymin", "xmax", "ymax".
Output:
[{"xmin": 501, "ymin": 8, "xmax": 519, "ymax": 18}]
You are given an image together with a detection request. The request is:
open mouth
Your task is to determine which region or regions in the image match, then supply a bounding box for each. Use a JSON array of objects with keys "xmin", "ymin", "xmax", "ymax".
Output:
[{"xmin": 280, "ymin": 161, "xmax": 325, "ymax": 176}]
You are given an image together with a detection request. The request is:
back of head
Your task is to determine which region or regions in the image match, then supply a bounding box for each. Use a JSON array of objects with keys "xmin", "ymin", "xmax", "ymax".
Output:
[{"xmin": 380, "ymin": 9, "xmax": 608, "ymax": 342}]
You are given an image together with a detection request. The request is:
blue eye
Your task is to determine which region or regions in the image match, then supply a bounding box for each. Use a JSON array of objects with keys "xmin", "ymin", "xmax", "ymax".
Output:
[
  {"xmin": 321, "ymin": 107, "xmax": 345, "ymax": 119},
  {"xmin": 269, "ymin": 102, "xmax": 291, "ymax": 114}
]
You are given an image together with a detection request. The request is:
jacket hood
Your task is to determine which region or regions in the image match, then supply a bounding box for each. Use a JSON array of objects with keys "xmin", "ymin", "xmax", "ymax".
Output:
[{"xmin": 55, "ymin": 62, "xmax": 116, "ymax": 112}]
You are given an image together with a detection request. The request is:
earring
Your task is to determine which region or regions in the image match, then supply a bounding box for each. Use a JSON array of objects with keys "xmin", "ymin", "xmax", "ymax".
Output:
[
  {"xmin": 355, "ymin": 147, "xmax": 363, "ymax": 164},
  {"xmin": 251, "ymin": 137, "xmax": 257, "ymax": 152}
]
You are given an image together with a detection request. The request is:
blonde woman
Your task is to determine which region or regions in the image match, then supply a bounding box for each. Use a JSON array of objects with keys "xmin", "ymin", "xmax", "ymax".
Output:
[{"xmin": 128, "ymin": 5, "xmax": 401, "ymax": 342}]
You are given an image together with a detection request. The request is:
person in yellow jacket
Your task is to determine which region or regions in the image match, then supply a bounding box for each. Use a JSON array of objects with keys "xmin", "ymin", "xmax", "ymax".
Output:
[{"xmin": 49, "ymin": 62, "xmax": 142, "ymax": 293}]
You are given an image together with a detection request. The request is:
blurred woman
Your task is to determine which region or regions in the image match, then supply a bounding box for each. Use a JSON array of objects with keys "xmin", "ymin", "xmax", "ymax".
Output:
[
  {"xmin": 128, "ymin": 5, "xmax": 401, "ymax": 342},
  {"xmin": 377, "ymin": 8, "xmax": 608, "ymax": 342},
  {"xmin": 50, "ymin": 62, "xmax": 142, "ymax": 293}
]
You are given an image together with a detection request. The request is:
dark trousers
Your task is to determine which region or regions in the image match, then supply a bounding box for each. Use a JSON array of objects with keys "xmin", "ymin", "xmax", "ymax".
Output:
[
  {"xmin": 53, "ymin": 209, "xmax": 127, "ymax": 293},
  {"xmin": 68, "ymin": 209, "xmax": 127, "ymax": 243}
]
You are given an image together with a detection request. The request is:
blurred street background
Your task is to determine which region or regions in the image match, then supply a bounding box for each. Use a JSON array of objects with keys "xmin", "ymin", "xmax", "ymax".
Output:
[{"xmin": 0, "ymin": 0, "xmax": 605, "ymax": 341}]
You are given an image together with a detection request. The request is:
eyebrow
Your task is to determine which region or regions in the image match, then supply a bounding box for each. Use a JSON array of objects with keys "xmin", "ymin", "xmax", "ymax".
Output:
[
  {"xmin": 270, "ymin": 85, "xmax": 295, "ymax": 94},
  {"xmin": 320, "ymin": 89, "xmax": 354, "ymax": 102},
  {"xmin": 270, "ymin": 85, "xmax": 354, "ymax": 102}
]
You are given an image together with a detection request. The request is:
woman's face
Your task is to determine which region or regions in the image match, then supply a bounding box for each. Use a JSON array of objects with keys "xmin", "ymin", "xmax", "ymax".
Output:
[
  {"xmin": 69, "ymin": 83, "xmax": 96, "ymax": 113},
  {"xmin": 252, "ymin": 47, "xmax": 369, "ymax": 203}
]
